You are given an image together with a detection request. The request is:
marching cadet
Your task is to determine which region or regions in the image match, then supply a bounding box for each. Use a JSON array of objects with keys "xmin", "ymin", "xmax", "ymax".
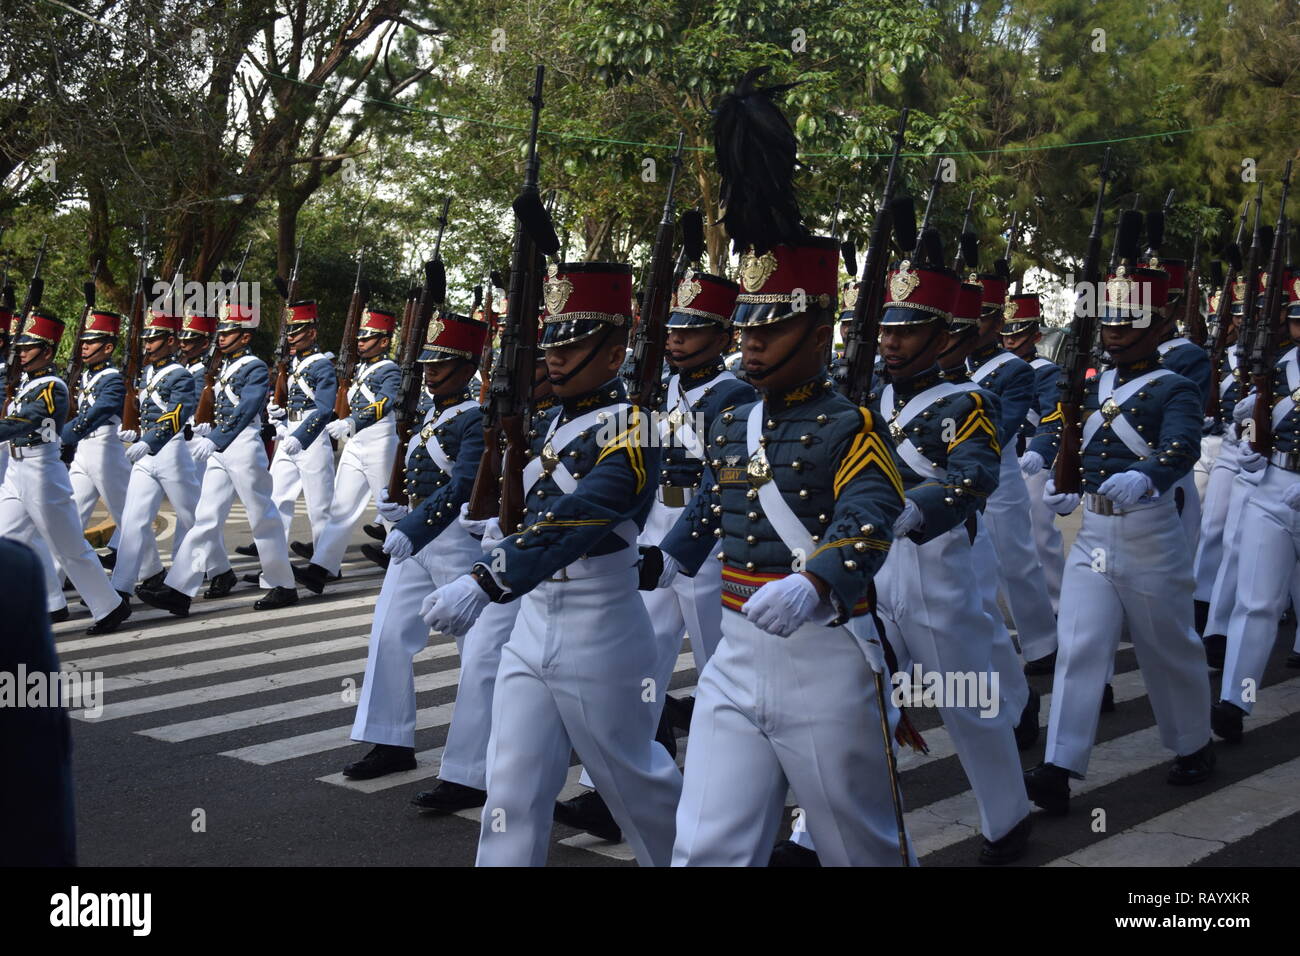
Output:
[
  {"xmin": 60, "ymin": 309, "xmax": 134, "ymax": 570},
  {"xmin": 292, "ymin": 308, "xmax": 400, "ymax": 594},
  {"xmin": 135, "ymin": 302, "xmax": 298, "ymax": 614},
  {"xmin": 1000, "ymin": 294, "xmax": 1067, "ymax": 619},
  {"xmin": 420, "ymin": 261, "xmax": 682, "ymax": 867},
  {"xmin": 110, "ymin": 308, "xmax": 198, "ymax": 595},
  {"xmin": 406, "ymin": 353, "xmax": 557, "ymax": 814},
  {"xmin": 178, "ymin": 310, "xmax": 217, "ymax": 485},
  {"xmin": 0, "ymin": 308, "xmax": 131, "ymax": 633},
  {"xmin": 865, "ymin": 260, "xmax": 1033, "ymax": 864},
  {"xmin": 1212, "ymin": 276, "xmax": 1300, "ymax": 742},
  {"xmin": 1025, "ymin": 266, "xmax": 1214, "ymax": 813},
  {"xmin": 553, "ymin": 269, "xmax": 753, "ymax": 841},
  {"xmin": 343, "ymin": 313, "xmax": 487, "ymax": 780},
  {"xmin": 966, "ymin": 276, "xmax": 1059, "ymax": 672},
  {"xmin": 264, "ymin": 300, "xmax": 337, "ymax": 554}
]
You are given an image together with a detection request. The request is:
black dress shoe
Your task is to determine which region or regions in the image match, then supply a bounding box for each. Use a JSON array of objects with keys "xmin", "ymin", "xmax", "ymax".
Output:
[
  {"xmin": 1014, "ymin": 688, "xmax": 1041, "ymax": 751},
  {"xmin": 135, "ymin": 583, "xmax": 191, "ymax": 617},
  {"xmin": 1203, "ymin": 633, "xmax": 1227, "ymax": 670},
  {"xmin": 980, "ymin": 814, "xmax": 1032, "ymax": 865},
  {"xmin": 98, "ymin": 548, "xmax": 117, "ymax": 570},
  {"xmin": 360, "ymin": 543, "xmax": 390, "ymax": 570},
  {"xmin": 663, "ymin": 693, "xmax": 695, "ymax": 732},
  {"xmin": 1100, "ymin": 682, "xmax": 1115, "ymax": 713},
  {"xmin": 204, "ymin": 568, "xmax": 238, "ymax": 599},
  {"xmin": 1024, "ymin": 650, "xmax": 1057, "ymax": 676},
  {"xmin": 1023, "ymin": 762, "xmax": 1071, "ymax": 815},
  {"xmin": 553, "ymin": 790, "xmax": 622, "ymax": 842},
  {"xmin": 1168, "ymin": 740, "xmax": 1215, "ymax": 785},
  {"xmin": 1210, "ymin": 700, "xmax": 1244, "ymax": 744},
  {"xmin": 1194, "ymin": 599, "xmax": 1210, "ymax": 635},
  {"xmin": 293, "ymin": 562, "xmax": 330, "ymax": 595},
  {"xmin": 768, "ymin": 839, "xmax": 822, "ymax": 867},
  {"xmin": 254, "ymin": 586, "xmax": 298, "ymax": 611},
  {"xmin": 655, "ymin": 703, "xmax": 678, "ymax": 760},
  {"xmin": 290, "ymin": 540, "xmax": 314, "ymax": 561},
  {"xmin": 1287, "ymin": 651, "xmax": 1300, "ymax": 669},
  {"xmin": 411, "ymin": 781, "xmax": 488, "ymax": 813},
  {"xmin": 234, "ymin": 543, "xmax": 259, "ymax": 558},
  {"xmin": 139, "ymin": 569, "xmax": 167, "ymax": 591},
  {"xmin": 86, "ymin": 596, "xmax": 132, "ymax": 635},
  {"xmin": 341, "ymin": 744, "xmax": 417, "ymax": 780},
  {"xmin": 49, "ymin": 607, "xmax": 70, "ymax": 623},
  {"xmin": 241, "ymin": 573, "xmax": 260, "ymax": 585},
  {"xmin": 362, "ymin": 522, "xmax": 386, "ymax": 542}
]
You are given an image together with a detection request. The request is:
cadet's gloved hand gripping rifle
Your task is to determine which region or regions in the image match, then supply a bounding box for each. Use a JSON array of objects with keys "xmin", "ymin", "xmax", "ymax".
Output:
[{"xmin": 271, "ymin": 242, "xmax": 304, "ymax": 409}]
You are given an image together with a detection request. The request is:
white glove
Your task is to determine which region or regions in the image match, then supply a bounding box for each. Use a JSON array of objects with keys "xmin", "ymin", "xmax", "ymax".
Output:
[
  {"xmin": 117, "ymin": 428, "xmax": 138, "ymax": 444},
  {"xmin": 1097, "ymin": 470, "xmax": 1154, "ymax": 507},
  {"xmin": 280, "ymin": 434, "xmax": 302, "ymax": 456},
  {"xmin": 1238, "ymin": 448, "xmax": 1266, "ymax": 473},
  {"xmin": 382, "ymin": 528, "xmax": 413, "ymax": 564},
  {"xmin": 191, "ymin": 422, "xmax": 213, "ymax": 439},
  {"xmin": 1233, "ymin": 394, "xmax": 1256, "ymax": 426},
  {"xmin": 190, "ymin": 436, "xmax": 216, "ymax": 463},
  {"xmin": 742, "ymin": 573, "xmax": 821, "ymax": 638},
  {"xmin": 892, "ymin": 499, "xmax": 923, "ymax": 537},
  {"xmin": 266, "ymin": 402, "xmax": 287, "ymax": 421},
  {"xmin": 377, "ymin": 492, "xmax": 409, "ymax": 523},
  {"xmin": 457, "ymin": 501, "xmax": 489, "ymax": 538},
  {"xmin": 479, "ymin": 517, "xmax": 505, "ymax": 553},
  {"xmin": 274, "ymin": 422, "xmax": 289, "ymax": 442},
  {"xmin": 125, "ymin": 441, "xmax": 150, "ymax": 463},
  {"xmin": 420, "ymin": 573, "xmax": 490, "ymax": 637},
  {"xmin": 1043, "ymin": 478, "xmax": 1080, "ymax": 516},
  {"xmin": 326, "ymin": 418, "xmax": 355, "ymax": 440},
  {"xmin": 1283, "ymin": 483, "xmax": 1300, "ymax": 512},
  {"xmin": 1019, "ymin": 450, "xmax": 1045, "ymax": 477}
]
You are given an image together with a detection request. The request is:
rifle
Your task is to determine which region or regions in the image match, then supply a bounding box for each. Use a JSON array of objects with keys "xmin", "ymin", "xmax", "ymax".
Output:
[
  {"xmin": 1235, "ymin": 185, "xmax": 1268, "ymax": 378},
  {"xmin": 479, "ymin": 268, "xmax": 502, "ymax": 403},
  {"xmin": 1000, "ymin": 210, "xmax": 1020, "ymax": 292},
  {"xmin": 1182, "ymin": 230, "xmax": 1206, "ymax": 346},
  {"xmin": 1248, "ymin": 161, "xmax": 1292, "ymax": 455},
  {"xmin": 65, "ymin": 259, "xmax": 101, "ymax": 417},
  {"xmin": 194, "ymin": 239, "xmax": 253, "ymax": 426},
  {"xmin": 1146, "ymin": 189, "xmax": 1174, "ymax": 261},
  {"xmin": 952, "ymin": 190, "xmax": 977, "ymax": 275},
  {"xmin": 332, "ymin": 252, "xmax": 369, "ymax": 419},
  {"xmin": 6, "ymin": 238, "xmax": 48, "ymax": 402},
  {"xmin": 271, "ymin": 242, "xmax": 304, "ymax": 408},
  {"xmin": 467, "ymin": 65, "xmax": 558, "ymax": 526},
  {"xmin": 1052, "ymin": 148, "xmax": 1113, "ymax": 495},
  {"xmin": 1205, "ymin": 206, "xmax": 1247, "ymax": 420},
  {"xmin": 911, "ymin": 157, "xmax": 945, "ymax": 259},
  {"xmin": 627, "ymin": 131, "xmax": 685, "ymax": 409},
  {"xmin": 387, "ymin": 197, "xmax": 452, "ymax": 501},
  {"xmin": 844, "ymin": 108, "xmax": 909, "ymax": 405}
]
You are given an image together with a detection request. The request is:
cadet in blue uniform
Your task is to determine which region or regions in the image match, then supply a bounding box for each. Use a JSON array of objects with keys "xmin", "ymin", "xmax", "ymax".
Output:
[
  {"xmin": 1213, "ymin": 277, "xmax": 1300, "ymax": 741},
  {"xmin": 1002, "ymin": 294, "xmax": 1068, "ymax": 623},
  {"xmin": 0, "ymin": 308, "xmax": 131, "ymax": 633},
  {"xmin": 136, "ymin": 302, "xmax": 298, "ymax": 614},
  {"xmin": 966, "ymin": 278, "xmax": 1059, "ymax": 669},
  {"xmin": 421, "ymin": 261, "xmax": 681, "ymax": 867},
  {"xmin": 343, "ymin": 312, "xmax": 488, "ymax": 780},
  {"xmin": 110, "ymin": 308, "xmax": 199, "ymax": 594},
  {"xmin": 293, "ymin": 308, "xmax": 401, "ymax": 594},
  {"xmin": 1026, "ymin": 266, "xmax": 1214, "ymax": 812},
  {"xmin": 178, "ymin": 310, "xmax": 216, "ymax": 482},
  {"xmin": 61, "ymin": 309, "xmax": 133, "ymax": 569},
  {"xmin": 265, "ymin": 300, "xmax": 337, "ymax": 551}
]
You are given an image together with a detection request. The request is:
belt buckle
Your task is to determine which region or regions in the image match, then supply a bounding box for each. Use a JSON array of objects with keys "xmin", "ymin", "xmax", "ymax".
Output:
[
  {"xmin": 660, "ymin": 485, "xmax": 686, "ymax": 508},
  {"xmin": 549, "ymin": 565, "xmax": 571, "ymax": 583}
]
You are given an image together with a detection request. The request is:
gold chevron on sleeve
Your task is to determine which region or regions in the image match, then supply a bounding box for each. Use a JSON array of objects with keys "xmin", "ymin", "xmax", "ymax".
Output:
[
  {"xmin": 834, "ymin": 408, "xmax": 905, "ymax": 499},
  {"xmin": 594, "ymin": 408, "xmax": 647, "ymax": 493},
  {"xmin": 158, "ymin": 403, "xmax": 183, "ymax": 435},
  {"xmin": 948, "ymin": 394, "xmax": 1000, "ymax": 455},
  {"xmin": 1041, "ymin": 402, "xmax": 1064, "ymax": 424}
]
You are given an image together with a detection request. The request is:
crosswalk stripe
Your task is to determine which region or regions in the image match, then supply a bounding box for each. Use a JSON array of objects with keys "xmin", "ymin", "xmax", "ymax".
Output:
[{"xmin": 1045, "ymin": 755, "xmax": 1300, "ymax": 867}]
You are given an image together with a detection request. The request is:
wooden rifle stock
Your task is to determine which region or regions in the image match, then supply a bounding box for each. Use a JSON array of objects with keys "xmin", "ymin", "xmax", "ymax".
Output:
[
  {"xmin": 333, "ymin": 253, "xmax": 368, "ymax": 419},
  {"xmin": 272, "ymin": 243, "xmax": 303, "ymax": 408}
]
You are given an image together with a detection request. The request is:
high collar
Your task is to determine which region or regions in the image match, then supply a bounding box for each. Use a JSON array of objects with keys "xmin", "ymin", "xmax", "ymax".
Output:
[
  {"xmin": 148, "ymin": 353, "xmax": 176, "ymax": 368},
  {"xmin": 680, "ymin": 356, "xmax": 727, "ymax": 383},
  {"xmin": 1114, "ymin": 352, "xmax": 1161, "ymax": 380},
  {"xmin": 560, "ymin": 377, "xmax": 626, "ymax": 418},
  {"xmin": 938, "ymin": 364, "xmax": 971, "ymax": 384},
  {"xmin": 86, "ymin": 360, "xmax": 111, "ymax": 373},
  {"xmin": 294, "ymin": 346, "xmax": 320, "ymax": 360},
  {"xmin": 888, "ymin": 364, "xmax": 945, "ymax": 398},
  {"xmin": 534, "ymin": 394, "xmax": 558, "ymax": 412},
  {"xmin": 433, "ymin": 389, "xmax": 471, "ymax": 410},
  {"xmin": 762, "ymin": 372, "xmax": 834, "ymax": 413},
  {"xmin": 361, "ymin": 354, "xmax": 386, "ymax": 366},
  {"xmin": 969, "ymin": 342, "xmax": 1004, "ymax": 366},
  {"xmin": 223, "ymin": 348, "xmax": 250, "ymax": 362}
]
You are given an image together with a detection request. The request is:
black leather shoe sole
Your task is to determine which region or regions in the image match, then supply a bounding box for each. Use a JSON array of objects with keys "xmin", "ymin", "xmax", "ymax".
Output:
[
  {"xmin": 290, "ymin": 540, "xmax": 314, "ymax": 561},
  {"xmin": 980, "ymin": 814, "xmax": 1032, "ymax": 865},
  {"xmin": 292, "ymin": 564, "xmax": 327, "ymax": 595},
  {"xmin": 1023, "ymin": 767, "xmax": 1070, "ymax": 816},
  {"xmin": 86, "ymin": 597, "xmax": 132, "ymax": 635},
  {"xmin": 1168, "ymin": 742, "xmax": 1216, "ymax": 785},
  {"xmin": 553, "ymin": 795, "xmax": 622, "ymax": 842},
  {"xmin": 411, "ymin": 783, "xmax": 487, "ymax": 814},
  {"xmin": 254, "ymin": 587, "xmax": 298, "ymax": 611},
  {"xmin": 234, "ymin": 544, "xmax": 258, "ymax": 557},
  {"xmin": 135, "ymin": 585, "xmax": 191, "ymax": 617},
  {"xmin": 342, "ymin": 750, "xmax": 417, "ymax": 780}
]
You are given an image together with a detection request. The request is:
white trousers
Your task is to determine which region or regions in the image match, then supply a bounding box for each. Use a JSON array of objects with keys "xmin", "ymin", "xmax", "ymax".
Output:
[
  {"xmin": 110, "ymin": 437, "xmax": 198, "ymax": 592},
  {"xmin": 311, "ymin": 422, "xmax": 397, "ymax": 574},
  {"xmin": 1196, "ymin": 433, "xmax": 1223, "ymax": 499},
  {"xmin": 672, "ymin": 608, "xmax": 908, "ymax": 867},
  {"xmin": 1195, "ymin": 437, "xmax": 1240, "ymax": 602},
  {"xmin": 1023, "ymin": 467, "xmax": 1065, "ymax": 613},
  {"xmin": 875, "ymin": 523, "xmax": 1030, "ymax": 841},
  {"xmin": 269, "ymin": 433, "xmax": 335, "ymax": 544},
  {"xmin": 165, "ymin": 427, "xmax": 293, "ymax": 595},
  {"xmin": 984, "ymin": 447, "xmax": 1059, "ymax": 660},
  {"xmin": 0, "ymin": 444, "xmax": 121, "ymax": 618},
  {"xmin": 1172, "ymin": 470, "xmax": 1201, "ymax": 556},
  {"xmin": 973, "ymin": 516, "xmax": 1030, "ymax": 718},
  {"xmin": 1220, "ymin": 466, "xmax": 1300, "ymax": 713},
  {"xmin": 477, "ymin": 567, "xmax": 682, "ymax": 867},
  {"xmin": 66, "ymin": 428, "xmax": 131, "ymax": 549},
  {"xmin": 350, "ymin": 524, "xmax": 480, "ymax": 748},
  {"xmin": 1206, "ymin": 467, "xmax": 1265, "ymax": 636},
  {"xmin": 1045, "ymin": 497, "xmax": 1210, "ymax": 775}
]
